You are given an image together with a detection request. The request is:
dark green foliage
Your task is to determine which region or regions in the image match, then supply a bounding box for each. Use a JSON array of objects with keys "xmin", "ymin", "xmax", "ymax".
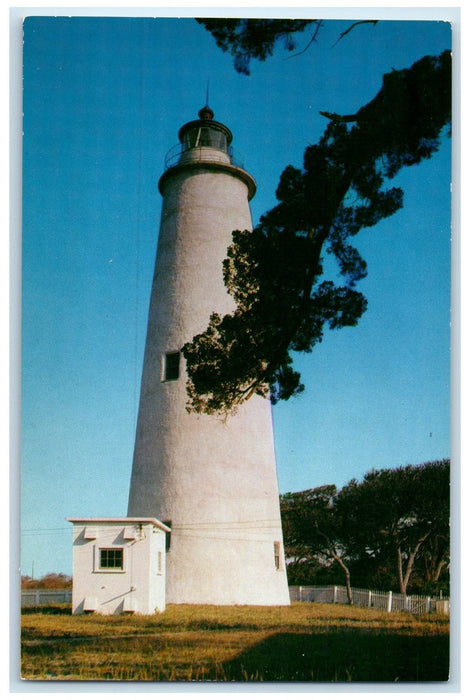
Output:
[
  {"xmin": 335, "ymin": 459, "xmax": 450, "ymax": 595},
  {"xmin": 197, "ymin": 18, "xmax": 379, "ymax": 76},
  {"xmin": 281, "ymin": 460, "xmax": 450, "ymax": 595},
  {"xmin": 196, "ymin": 18, "xmax": 318, "ymax": 74},
  {"xmin": 183, "ymin": 48, "xmax": 451, "ymax": 416},
  {"xmin": 281, "ymin": 485, "xmax": 354, "ymax": 602},
  {"xmin": 284, "ymin": 558, "xmax": 331, "ymax": 586}
]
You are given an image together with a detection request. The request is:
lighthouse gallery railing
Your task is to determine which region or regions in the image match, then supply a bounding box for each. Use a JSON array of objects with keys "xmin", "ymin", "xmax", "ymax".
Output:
[{"xmin": 164, "ymin": 143, "xmax": 245, "ymax": 171}]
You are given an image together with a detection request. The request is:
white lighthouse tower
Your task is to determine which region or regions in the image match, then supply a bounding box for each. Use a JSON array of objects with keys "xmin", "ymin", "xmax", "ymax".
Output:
[{"xmin": 127, "ymin": 104, "xmax": 290, "ymax": 606}]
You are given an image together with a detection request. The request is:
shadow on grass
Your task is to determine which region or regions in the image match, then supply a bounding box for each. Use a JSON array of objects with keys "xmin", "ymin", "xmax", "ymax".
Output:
[
  {"xmin": 21, "ymin": 604, "xmax": 72, "ymax": 616},
  {"xmin": 219, "ymin": 629, "xmax": 449, "ymax": 682}
]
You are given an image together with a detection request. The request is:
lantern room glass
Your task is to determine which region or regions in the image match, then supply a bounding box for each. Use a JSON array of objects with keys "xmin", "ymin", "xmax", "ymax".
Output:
[{"xmin": 182, "ymin": 126, "xmax": 228, "ymax": 153}]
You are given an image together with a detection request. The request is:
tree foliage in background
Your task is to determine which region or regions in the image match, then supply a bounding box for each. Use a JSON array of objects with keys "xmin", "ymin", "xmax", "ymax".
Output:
[
  {"xmin": 183, "ymin": 29, "xmax": 451, "ymax": 415},
  {"xmin": 281, "ymin": 485, "xmax": 354, "ymax": 604},
  {"xmin": 21, "ymin": 572, "xmax": 73, "ymax": 589},
  {"xmin": 335, "ymin": 460, "xmax": 450, "ymax": 596},
  {"xmin": 281, "ymin": 460, "xmax": 450, "ymax": 597}
]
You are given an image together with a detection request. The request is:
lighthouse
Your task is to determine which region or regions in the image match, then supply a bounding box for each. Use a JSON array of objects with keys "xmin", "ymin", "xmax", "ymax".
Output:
[{"xmin": 127, "ymin": 105, "xmax": 290, "ymax": 606}]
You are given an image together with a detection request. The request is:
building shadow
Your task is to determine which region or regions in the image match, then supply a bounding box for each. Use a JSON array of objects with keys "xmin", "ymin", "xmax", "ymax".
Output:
[{"xmin": 218, "ymin": 629, "xmax": 449, "ymax": 682}]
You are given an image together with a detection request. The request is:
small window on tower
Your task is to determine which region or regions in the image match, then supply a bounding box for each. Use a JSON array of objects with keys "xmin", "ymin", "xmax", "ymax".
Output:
[
  {"xmin": 163, "ymin": 521, "xmax": 172, "ymax": 552},
  {"xmin": 163, "ymin": 352, "xmax": 180, "ymax": 382},
  {"xmin": 274, "ymin": 541, "xmax": 281, "ymax": 570}
]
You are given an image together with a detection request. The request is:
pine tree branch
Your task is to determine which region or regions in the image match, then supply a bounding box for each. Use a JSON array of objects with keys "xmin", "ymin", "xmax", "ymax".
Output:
[
  {"xmin": 285, "ymin": 20, "xmax": 324, "ymax": 60},
  {"xmin": 332, "ymin": 20, "xmax": 379, "ymax": 47}
]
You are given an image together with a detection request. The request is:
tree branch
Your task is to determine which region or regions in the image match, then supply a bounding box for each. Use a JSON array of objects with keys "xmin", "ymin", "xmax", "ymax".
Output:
[
  {"xmin": 285, "ymin": 20, "xmax": 324, "ymax": 60},
  {"xmin": 332, "ymin": 20, "xmax": 379, "ymax": 47}
]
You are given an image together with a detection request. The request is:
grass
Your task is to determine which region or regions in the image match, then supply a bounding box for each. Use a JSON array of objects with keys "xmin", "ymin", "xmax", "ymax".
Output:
[{"xmin": 21, "ymin": 602, "xmax": 450, "ymax": 682}]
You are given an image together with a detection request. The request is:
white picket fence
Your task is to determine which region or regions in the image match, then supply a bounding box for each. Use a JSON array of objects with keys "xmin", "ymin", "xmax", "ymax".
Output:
[
  {"xmin": 21, "ymin": 586, "xmax": 449, "ymax": 615},
  {"xmin": 289, "ymin": 585, "xmax": 449, "ymax": 615},
  {"xmin": 21, "ymin": 589, "xmax": 72, "ymax": 607}
]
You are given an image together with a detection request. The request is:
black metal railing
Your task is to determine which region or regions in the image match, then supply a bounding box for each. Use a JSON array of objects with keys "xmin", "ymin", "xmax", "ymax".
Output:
[{"xmin": 164, "ymin": 144, "xmax": 245, "ymax": 171}]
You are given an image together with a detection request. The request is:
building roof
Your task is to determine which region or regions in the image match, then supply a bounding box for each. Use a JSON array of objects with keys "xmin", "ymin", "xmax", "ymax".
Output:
[{"xmin": 66, "ymin": 516, "xmax": 171, "ymax": 532}]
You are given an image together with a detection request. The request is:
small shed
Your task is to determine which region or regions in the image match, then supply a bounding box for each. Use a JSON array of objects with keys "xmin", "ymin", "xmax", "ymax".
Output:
[{"xmin": 67, "ymin": 517, "xmax": 170, "ymax": 615}]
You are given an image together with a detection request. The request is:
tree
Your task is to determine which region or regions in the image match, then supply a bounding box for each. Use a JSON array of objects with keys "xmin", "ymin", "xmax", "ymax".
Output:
[
  {"xmin": 183, "ymin": 44, "xmax": 451, "ymax": 416},
  {"xmin": 21, "ymin": 572, "xmax": 73, "ymax": 589},
  {"xmin": 281, "ymin": 461, "xmax": 449, "ymax": 596},
  {"xmin": 334, "ymin": 460, "xmax": 450, "ymax": 596},
  {"xmin": 417, "ymin": 530, "xmax": 450, "ymax": 591},
  {"xmin": 281, "ymin": 485, "xmax": 354, "ymax": 604},
  {"xmin": 196, "ymin": 18, "xmax": 378, "ymax": 75}
]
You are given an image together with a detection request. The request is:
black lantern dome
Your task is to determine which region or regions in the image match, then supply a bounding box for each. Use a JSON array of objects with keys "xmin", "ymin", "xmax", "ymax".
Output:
[{"xmin": 178, "ymin": 105, "xmax": 233, "ymax": 154}]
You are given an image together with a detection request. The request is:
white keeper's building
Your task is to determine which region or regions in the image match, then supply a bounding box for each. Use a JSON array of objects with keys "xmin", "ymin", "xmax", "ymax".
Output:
[{"xmin": 67, "ymin": 517, "xmax": 170, "ymax": 615}]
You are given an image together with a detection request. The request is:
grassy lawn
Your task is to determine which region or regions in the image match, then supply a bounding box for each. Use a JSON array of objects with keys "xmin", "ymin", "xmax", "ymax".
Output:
[{"xmin": 21, "ymin": 602, "xmax": 450, "ymax": 682}]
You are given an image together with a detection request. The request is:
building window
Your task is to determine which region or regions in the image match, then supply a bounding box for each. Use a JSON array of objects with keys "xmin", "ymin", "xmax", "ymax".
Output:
[
  {"xmin": 163, "ymin": 521, "xmax": 172, "ymax": 551},
  {"xmin": 274, "ymin": 541, "xmax": 281, "ymax": 570},
  {"xmin": 163, "ymin": 352, "xmax": 180, "ymax": 382},
  {"xmin": 157, "ymin": 551, "xmax": 162, "ymax": 574},
  {"xmin": 99, "ymin": 548, "xmax": 124, "ymax": 570}
]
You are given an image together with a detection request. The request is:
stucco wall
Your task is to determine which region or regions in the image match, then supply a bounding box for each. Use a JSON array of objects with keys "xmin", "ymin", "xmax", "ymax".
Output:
[
  {"xmin": 70, "ymin": 520, "xmax": 166, "ymax": 614},
  {"xmin": 128, "ymin": 155, "xmax": 290, "ymax": 605}
]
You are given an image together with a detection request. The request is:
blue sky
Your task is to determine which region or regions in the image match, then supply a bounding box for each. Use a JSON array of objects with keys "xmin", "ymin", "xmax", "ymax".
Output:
[{"xmin": 18, "ymin": 11, "xmax": 453, "ymax": 577}]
